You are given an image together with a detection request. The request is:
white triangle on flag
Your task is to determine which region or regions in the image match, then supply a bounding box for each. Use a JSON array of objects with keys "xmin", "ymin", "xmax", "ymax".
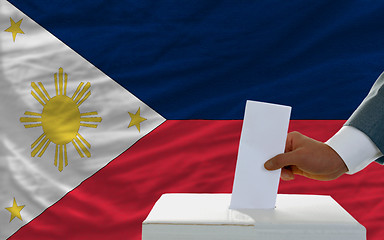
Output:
[{"xmin": 0, "ymin": 0, "xmax": 165, "ymax": 238}]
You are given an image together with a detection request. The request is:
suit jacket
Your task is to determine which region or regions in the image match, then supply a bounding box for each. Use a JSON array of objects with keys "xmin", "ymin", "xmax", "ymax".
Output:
[{"xmin": 346, "ymin": 72, "xmax": 384, "ymax": 164}]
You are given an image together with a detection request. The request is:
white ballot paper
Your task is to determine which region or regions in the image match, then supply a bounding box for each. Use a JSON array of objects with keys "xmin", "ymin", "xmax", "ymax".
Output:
[{"xmin": 230, "ymin": 100, "xmax": 291, "ymax": 209}]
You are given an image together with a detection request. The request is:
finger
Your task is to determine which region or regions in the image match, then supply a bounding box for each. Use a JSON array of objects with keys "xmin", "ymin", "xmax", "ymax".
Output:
[
  {"xmin": 264, "ymin": 151, "xmax": 300, "ymax": 171},
  {"xmin": 289, "ymin": 166, "xmax": 330, "ymax": 181},
  {"xmin": 290, "ymin": 165, "xmax": 305, "ymax": 176},
  {"xmin": 284, "ymin": 134, "xmax": 292, "ymax": 153},
  {"xmin": 281, "ymin": 167, "xmax": 295, "ymax": 181},
  {"xmin": 284, "ymin": 131, "xmax": 301, "ymax": 153},
  {"xmin": 284, "ymin": 132, "xmax": 296, "ymax": 153}
]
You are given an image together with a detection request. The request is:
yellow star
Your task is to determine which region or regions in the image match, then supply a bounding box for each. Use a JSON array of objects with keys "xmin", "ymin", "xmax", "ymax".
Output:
[
  {"xmin": 4, "ymin": 17, "xmax": 25, "ymax": 42},
  {"xmin": 5, "ymin": 198, "xmax": 25, "ymax": 222},
  {"xmin": 128, "ymin": 108, "xmax": 147, "ymax": 132}
]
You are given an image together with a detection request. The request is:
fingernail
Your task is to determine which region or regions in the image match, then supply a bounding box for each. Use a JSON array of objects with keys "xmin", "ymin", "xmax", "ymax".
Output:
[{"xmin": 264, "ymin": 161, "xmax": 273, "ymax": 170}]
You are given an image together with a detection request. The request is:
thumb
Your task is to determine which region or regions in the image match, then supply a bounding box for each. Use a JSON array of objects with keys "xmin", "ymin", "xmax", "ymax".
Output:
[{"xmin": 264, "ymin": 151, "xmax": 300, "ymax": 171}]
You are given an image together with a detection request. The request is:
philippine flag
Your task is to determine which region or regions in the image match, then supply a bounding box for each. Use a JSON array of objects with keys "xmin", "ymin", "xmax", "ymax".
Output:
[{"xmin": 1, "ymin": 1, "xmax": 384, "ymax": 240}]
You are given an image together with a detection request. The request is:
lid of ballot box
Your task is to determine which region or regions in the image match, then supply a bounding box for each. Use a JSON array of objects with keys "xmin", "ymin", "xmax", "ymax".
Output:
[{"xmin": 143, "ymin": 193, "xmax": 365, "ymax": 230}]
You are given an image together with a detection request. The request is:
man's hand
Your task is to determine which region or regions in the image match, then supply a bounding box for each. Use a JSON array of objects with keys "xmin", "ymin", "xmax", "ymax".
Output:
[{"xmin": 264, "ymin": 131, "xmax": 348, "ymax": 181}]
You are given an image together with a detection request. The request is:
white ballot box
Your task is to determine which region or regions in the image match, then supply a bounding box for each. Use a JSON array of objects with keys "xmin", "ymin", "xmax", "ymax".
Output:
[{"xmin": 142, "ymin": 193, "xmax": 366, "ymax": 240}]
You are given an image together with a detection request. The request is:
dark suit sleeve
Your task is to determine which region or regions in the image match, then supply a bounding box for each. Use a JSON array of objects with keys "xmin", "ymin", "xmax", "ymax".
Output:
[{"xmin": 345, "ymin": 72, "xmax": 384, "ymax": 164}]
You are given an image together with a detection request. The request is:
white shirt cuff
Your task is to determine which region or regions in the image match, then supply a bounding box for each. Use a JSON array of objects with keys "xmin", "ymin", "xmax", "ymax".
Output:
[{"xmin": 325, "ymin": 126, "xmax": 383, "ymax": 174}]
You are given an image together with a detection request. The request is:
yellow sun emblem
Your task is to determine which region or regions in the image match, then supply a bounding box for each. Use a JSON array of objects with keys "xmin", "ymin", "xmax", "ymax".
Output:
[{"xmin": 20, "ymin": 68, "xmax": 102, "ymax": 172}]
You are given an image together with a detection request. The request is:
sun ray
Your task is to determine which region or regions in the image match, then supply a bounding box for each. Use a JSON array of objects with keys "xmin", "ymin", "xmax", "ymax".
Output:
[
  {"xmin": 59, "ymin": 68, "xmax": 64, "ymax": 95},
  {"xmin": 74, "ymin": 82, "xmax": 91, "ymax": 104},
  {"xmin": 80, "ymin": 111, "xmax": 98, "ymax": 116},
  {"xmin": 64, "ymin": 144, "xmax": 68, "ymax": 166},
  {"xmin": 77, "ymin": 91, "xmax": 91, "ymax": 106},
  {"xmin": 71, "ymin": 82, "xmax": 84, "ymax": 100},
  {"xmin": 80, "ymin": 123, "xmax": 98, "ymax": 128},
  {"xmin": 79, "ymin": 113, "xmax": 102, "ymax": 129},
  {"xmin": 80, "ymin": 117, "xmax": 102, "ymax": 123},
  {"xmin": 25, "ymin": 111, "xmax": 41, "ymax": 116},
  {"xmin": 54, "ymin": 145, "xmax": 58, "ymax": 167},
  {"xmin": 54, "ymin": 73, "xmax": 62, "ymax": 96},
  {"xmin": 74, "ymin": 137, "xmax": 91, "ymax": 158},
  {"xmin": 24, "ymin": 123, "xmax": 42, "ymax": 128},
  {"xmin": 38, "ymin": 82, "xmax": 51, "ymax": 99},
  {"xmin": 37, "ymin": 140, "xmax": 51, "ymax": 157},
  {"xmin": 58, "ymin": 145, "xmax": 64, "ymax": 172},
  {"xmin": 64, "ymin": 73, "xmax": 68, "ymax": 96},
  {"xmin": 20, "ymin": 117, "xmax": 41, "ymax": 123},
  {"xmin": 31, "ymin": 133, "xmax": 45, "ymax": 149},
  {"xmin": 31, "ymin": 91, "xmax": 45, "ymax": 106},
  {"xmin": 72, "ymin": 140, "xmax": 84, "ymax": 158},
  {"xmin": 31, "ymin": 82, "xmax": 49, "ymax": 103},
  {"xmin": 31, "ymin": 135, "xmax": 48, "ymax": 157},
  {"xmin": 54, "ymin": 73, "xmax": 58, "ymax": 96},
  {"xmin": 77, "ymin": 133, "xmax": 91, "ymax": 148}
]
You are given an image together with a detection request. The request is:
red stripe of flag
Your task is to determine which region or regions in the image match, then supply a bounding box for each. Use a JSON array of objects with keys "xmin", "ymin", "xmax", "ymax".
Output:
[{"xmin": 10, "ymin": 120, "xmax": 383, "ymax": 240}]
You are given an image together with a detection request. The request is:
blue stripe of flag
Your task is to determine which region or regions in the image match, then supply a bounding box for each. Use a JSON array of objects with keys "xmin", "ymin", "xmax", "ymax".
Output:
[{"xmin": 9, "ymin": 0, "xmax": 384, "ymax": 119}]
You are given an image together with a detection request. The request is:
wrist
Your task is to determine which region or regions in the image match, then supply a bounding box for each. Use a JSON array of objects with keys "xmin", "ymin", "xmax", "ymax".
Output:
[{"xmin": 324, "ymin": 143, "xmax": 348, "ymax": 179}]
